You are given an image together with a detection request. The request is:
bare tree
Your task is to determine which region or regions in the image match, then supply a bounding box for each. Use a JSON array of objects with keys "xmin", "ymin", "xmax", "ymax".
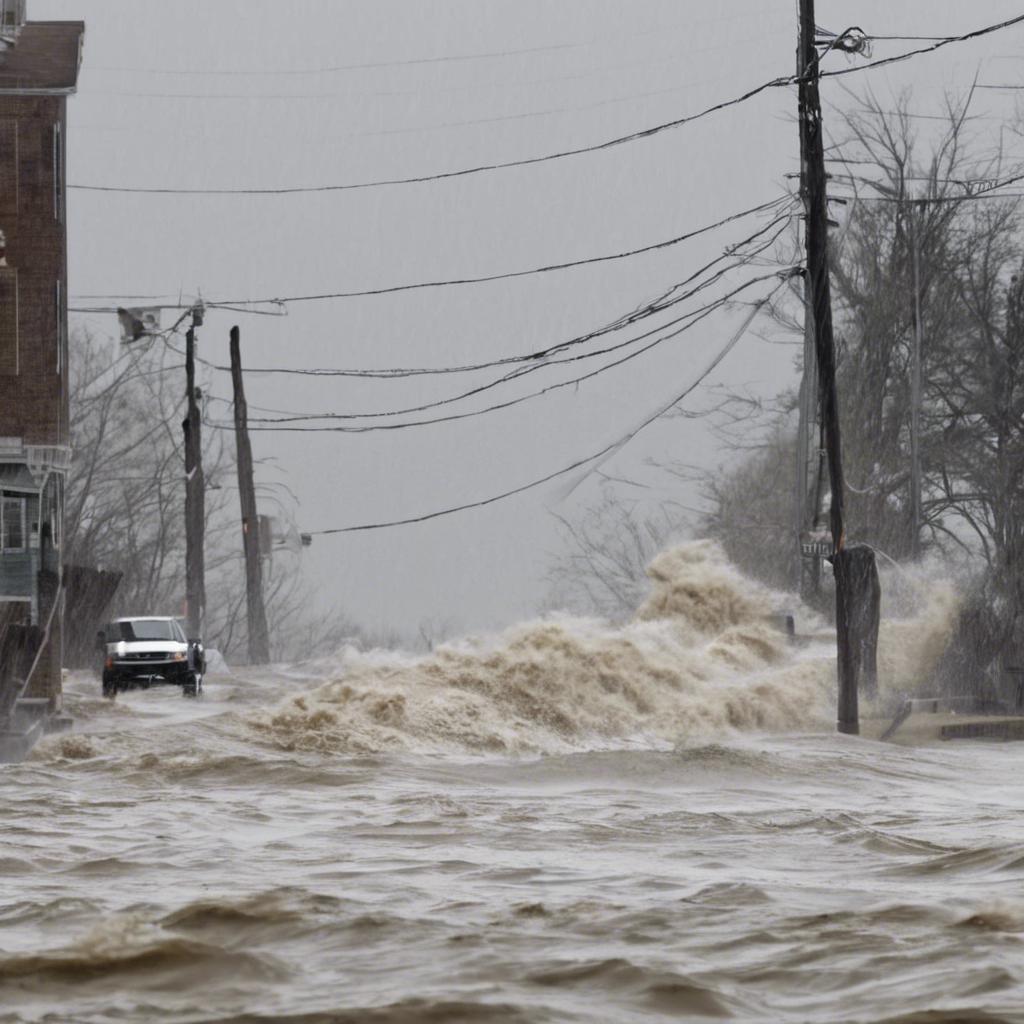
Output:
[
  {"xmin": 67, "ymin": 327, "xmax": 378, "ymax": 664},
  {"xmin": 66, "ymin": 328, "xmax": 219, "ymax": 613},
  {"xmin": 548, "ymin": 86, "xmax": 1024, "ymax": 666},
  {"xmin": 545, "ymin": 488, "xmax": 689, "ymax": 619}
]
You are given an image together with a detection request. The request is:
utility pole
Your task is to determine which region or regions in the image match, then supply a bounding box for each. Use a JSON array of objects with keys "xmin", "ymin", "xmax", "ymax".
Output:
[
  {"xmin": 229, "ymin": 326, "xmax": 271, "ymax": 664},
  {"xmin": 794, "ymin": 283, "xmax": 817, "ymax": 594},
  {"xmin": 908, "ymin": 205, "xmax": 924, "ymax": 560},
  {"xmin": 793, "ymin": 22, "xmax": 818, "ymax": 599},
  {"xmin": 183, "ymin": 306, "xmax": 206, "ymax": 641},
  {"xmin": 798, "ymin": 0, "xmax": 858, "ymax": 734}
]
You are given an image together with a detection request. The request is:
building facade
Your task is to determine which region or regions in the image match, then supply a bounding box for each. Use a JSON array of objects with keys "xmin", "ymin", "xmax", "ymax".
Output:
[{"xmin": 0, "ymin": 2, "xmax": 83, "ymax": 705}]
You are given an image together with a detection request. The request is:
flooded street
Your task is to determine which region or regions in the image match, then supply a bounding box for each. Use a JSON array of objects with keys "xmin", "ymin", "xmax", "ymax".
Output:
[
  {"xmin": 4, "ymin": 546, "xmax": 1024, "ymax": 1023},
  {"xmin": 5, "ymin": 1, "xmax": 1024, "ymax": 1020}
]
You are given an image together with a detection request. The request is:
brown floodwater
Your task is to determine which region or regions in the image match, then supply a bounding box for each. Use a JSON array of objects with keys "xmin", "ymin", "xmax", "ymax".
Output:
[{"xmin": 3, "ymin": 543, "xmax": 1024, "ymax": 1023}]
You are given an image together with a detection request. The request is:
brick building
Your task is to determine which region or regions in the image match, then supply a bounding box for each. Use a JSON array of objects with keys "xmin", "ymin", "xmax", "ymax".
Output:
[{"xmin": 0, "ymin": 1, "xmax": 83, "ymax": 706}]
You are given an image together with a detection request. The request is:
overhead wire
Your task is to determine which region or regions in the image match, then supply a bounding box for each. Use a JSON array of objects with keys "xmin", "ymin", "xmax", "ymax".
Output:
[
  {"xmin": 68, "ymin": 73, "xmax": 789, "ymax": 196},
  {"xmin": 67, "ymin": 12, "xmax": 1024, "ymax": 199},
  {"xmin": 60, "ymin": 15, "xmax": 1024, "ymax": 536},
  {"xmin": 80, "ymin": 29, "xmax": 792, "ymax": 106},
  {"xmin": 169, "ymin": 206, "xmax": 796, "ymax": 406},
  {"xmin": 193, "ymin": 221, "xmax": 795, "ymax": 427},
  {"xmin": 70, "ymin": 195, "xmax": 794, "ymax": 314},
  {"xmin": 84, "ymin": 11, "xmax": 766, "ymax": 78},
  {"xmin": 203, "ymin": 270, "xmax": 790, "ymax": 434},
  {"xmin": 826, "ymin": 168, "xmax": 1024, "ymax": 204},
  {"xmin": 862, "ymin": 34, "xmax": 959, "ymax": 42},
  {"xmin": 305, "ymin": 274, "xmax": 792, "ymax": 534},
  {"xmin": 818, "ymin": 14, "xmax": 1024, "ymax": 80},
  {"xmin": 89, "ymin": 39, "xmax": 579, "ymax": 78},
  {"xmin": 201, "ymin": 279, "xmax": 732, "ymax": 421}
]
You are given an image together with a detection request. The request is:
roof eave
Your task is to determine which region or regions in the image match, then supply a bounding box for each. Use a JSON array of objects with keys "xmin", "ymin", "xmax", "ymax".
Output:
[{"xmin": 0, "ymin": 85, "xmax": 76, "ymax": 95}]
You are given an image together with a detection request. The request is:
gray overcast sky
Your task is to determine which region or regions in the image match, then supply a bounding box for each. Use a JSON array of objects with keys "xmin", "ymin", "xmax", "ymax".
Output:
[{"xmin": 34, "ymin": 0, "xmax": 1024, "ymax": 637}]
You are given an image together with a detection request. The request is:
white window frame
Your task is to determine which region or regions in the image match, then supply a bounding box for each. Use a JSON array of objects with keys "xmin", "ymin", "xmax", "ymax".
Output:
[
  {"xmin": 1, "ymin": 494, "xmax": 27, "ymax": 553},
  {"xmin": 0, "ymin": 1, "xmax": 26, "ymax": 41}
]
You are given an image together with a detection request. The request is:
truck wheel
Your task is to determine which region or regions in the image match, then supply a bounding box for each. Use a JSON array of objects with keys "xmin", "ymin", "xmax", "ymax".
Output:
[{"xmin": 102, "ymin": 674, "xmax": 118, "ymax": 699}]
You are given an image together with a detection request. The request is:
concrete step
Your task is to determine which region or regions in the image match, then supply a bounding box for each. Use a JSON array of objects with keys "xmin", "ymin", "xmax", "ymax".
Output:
[
  {"xmin": 941, "ymin": 718, "xmax": 1024, "ymax": 741},
  {"xmin": 0, "ymin": 717, "xmax": 44, "ymax": 763},
  {"xmin": 11, "ymin": 697, "xmax": 49, "ymax": 731},
  {"xmin": 0, "ymin": 700, "xmax": 73, "ymax": 761}
]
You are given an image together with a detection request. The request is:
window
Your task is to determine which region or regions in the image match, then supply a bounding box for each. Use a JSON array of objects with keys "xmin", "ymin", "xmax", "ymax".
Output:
[
  {"xmin": 106, "ymin": 619, "xmax": 179, "ymax": 642},
  {"xmin": 52, "ymin": 122, "xmax": 63, "ymax": 223},
  {"xmin": 0, "ymin": 1, "xmax": 26, "ymax": 35},
  {"xmin": 0, "ymin": 267, "xmax": 17, "ymax": 376},
  {"xmin": 1, "ymin": 495, "xmax": 26, "ymax": 552},
  {"xmin": 0, "ymin": 120, "xmax": 16, "ymax": 215},
  {"xmin": 49, "ymin": 501, "xmax": 60, "ymax": 551}
]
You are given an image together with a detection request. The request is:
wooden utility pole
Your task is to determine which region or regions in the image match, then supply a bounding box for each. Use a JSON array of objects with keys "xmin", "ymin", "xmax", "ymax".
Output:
[
  {"xmin": 183, "ymin": 314, "xmax": 206, "ymax": 641},
  {"xmin": 794, "ymin": 289, "xmax": 817, "ymax": 593},
  {"xmin": 798, "ymin": 0, "xmax": 858, "ymax": 734},
  {"xmin": 229, "ymin": 326, "xmax": 271, "ymax": 664},
  {"xmin": 793, "ymin": 26, "xmax": 818, "ymax": 598},
  {"xmin": 908, "ymin": 206, "xmax": 924, "ymax": 560}
]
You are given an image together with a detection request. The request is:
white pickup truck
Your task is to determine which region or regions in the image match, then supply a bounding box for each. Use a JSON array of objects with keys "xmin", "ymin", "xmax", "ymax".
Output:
[{"xmin": 98, "ymin": 617, "xmax": 204, "ymax": 698}]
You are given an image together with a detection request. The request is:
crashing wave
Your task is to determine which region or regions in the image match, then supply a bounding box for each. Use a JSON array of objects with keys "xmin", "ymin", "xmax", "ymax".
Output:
[{"xmin": 247, "ymin": 542, "xmax": 839, "ymax": 755}]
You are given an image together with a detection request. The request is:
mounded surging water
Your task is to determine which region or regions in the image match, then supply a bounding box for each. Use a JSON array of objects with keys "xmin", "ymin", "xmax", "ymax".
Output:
[
  {"xmin": 246, "ymin": 541, "xmax": 956, "ymax": 756},
  {"xmin": 3, "ymin": 541, "xmax": 1023, "ymax": 1023}
]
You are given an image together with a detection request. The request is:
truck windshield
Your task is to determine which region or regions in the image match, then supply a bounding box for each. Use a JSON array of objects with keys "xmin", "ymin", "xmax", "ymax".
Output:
[{"xmin": 107, "ymin": 620, "xmax": 179, "ymax": 642}]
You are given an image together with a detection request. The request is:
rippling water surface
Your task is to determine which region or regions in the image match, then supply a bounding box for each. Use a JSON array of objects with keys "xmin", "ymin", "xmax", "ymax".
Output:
[{"xmin": 3, "ymin": 544, "xmax": 1024, "ymax": 1023}]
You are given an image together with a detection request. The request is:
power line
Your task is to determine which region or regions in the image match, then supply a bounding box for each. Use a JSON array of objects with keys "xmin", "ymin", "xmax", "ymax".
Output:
[
  {"xmin": 79, "ymin": 33, "xmax": 786, "ymax": 105},
  {"xmin": 67, "ymin": 13, "xmax": 1024, "ymax": 199},
  {"xmin": 201, "ymin": 277, "xmax": 737, "ymax": 420},
  {"xmin": 69, "ymin": 196, "xmax": 794, "ymax": 314},
  {"xmin": 83, "ymin": 12, "xmax": 763, "ymax": 78},
  {"xmin": 829, "ymin": 107, "xmax": 996, "ymax": 121},
  {"xmin": 818, "ymin": 13, "xmax": 1024, "ymax": 81},
  {"xmin": 89, "ymin": 40, "xmax": 579, "ymax": 78},
  {"xmin": 863, "ymin": 35, "xmax": 957, "ymax": 42},
  {"xmin": 80, "ymin": 30, "xmax": 791, "ymax": 106},
  {"xmin": 81, "ymin": 81, "xmax": 708, "ymax": 142},
  {"xmin": 306, "ymin": 276, "xmax": 790, "ymax": 535},
  {"xmin": 68, "ymin": 74, "xmax": 789, "ymax": 197},
  {"xmin": 229, "ymin": 220, "xmax": 793, "ymax": 414},
  {"xmin": 829, "ymin": 169, "xmax": 1024, "ymax": 204},
  {"xmin": 72, "ymin": 29, "xmax": 792, "ymax": 130},
  {"xmin": 167, "ymin": 209, "xmax": 795, "ymax": 396},
  {"xmin": 214, "ymin": 198, "xmax": 793, "ymax": 307},
  {"xmin": 204, "ymin": 271, "xmax": 788, "ymax": 434}
]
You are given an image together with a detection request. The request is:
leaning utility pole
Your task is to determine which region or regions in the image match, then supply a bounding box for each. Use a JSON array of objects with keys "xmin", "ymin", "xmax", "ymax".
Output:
[
  {"xmin": 798, "ymin": 0, "xmax": 858, "ymax": 734},
  {"xmin": 229, "ymin": 326, "xmax": 271, "ymax": 664},
  {"xmin": 183, "ymin": 308, "xmax": 206, "ymax": 641}
]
